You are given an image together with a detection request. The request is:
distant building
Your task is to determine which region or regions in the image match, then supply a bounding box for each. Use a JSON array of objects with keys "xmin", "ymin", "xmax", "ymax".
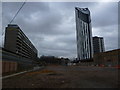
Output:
[
  {"xmin": 93, "ymin": 36, "xmax": 105, "ymax": 54},
  {"xmin": 75, "ymin": 7, "xmax": 93, "ymax": 60},
  {"xmin": 4, "ymin": 24, "xmax": 38, "ymax": 60}
]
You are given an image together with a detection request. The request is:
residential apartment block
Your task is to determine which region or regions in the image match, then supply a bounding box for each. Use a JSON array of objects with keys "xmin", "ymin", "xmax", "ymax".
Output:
[
  {"xmin": 93, "ymin": 36, "xmax": 105, "ymax": 54},
  {"xmin": 4, "ymin": 24, "xmax": 38, "ymax": 60}
]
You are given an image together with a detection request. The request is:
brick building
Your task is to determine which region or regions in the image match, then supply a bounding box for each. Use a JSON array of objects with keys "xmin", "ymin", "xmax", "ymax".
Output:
[{"xmin": 93, "ymin": 49, "xmax": 120, "ymax": 66}]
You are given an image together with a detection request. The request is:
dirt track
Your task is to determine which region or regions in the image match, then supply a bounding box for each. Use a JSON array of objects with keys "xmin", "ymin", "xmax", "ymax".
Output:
[{"xmin": 2, "ymin": 65, "xmax": 119, "ymax": 88}]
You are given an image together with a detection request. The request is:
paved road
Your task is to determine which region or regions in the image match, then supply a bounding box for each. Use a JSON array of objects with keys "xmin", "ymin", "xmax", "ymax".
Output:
[{"xmin": 2, "ymin": 65, "xmax": 119, "ymax": 88}]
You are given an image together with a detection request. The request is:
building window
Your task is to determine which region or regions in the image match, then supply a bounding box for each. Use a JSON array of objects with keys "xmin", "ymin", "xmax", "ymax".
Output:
[{"xmin": 78, "ymin": 11, "xmax": 80, "ymax": 18}]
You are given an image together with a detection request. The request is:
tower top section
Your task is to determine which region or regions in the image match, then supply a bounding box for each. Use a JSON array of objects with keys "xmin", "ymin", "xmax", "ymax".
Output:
[{"xmin": 75, "ymin": 7, "xmax": 90, "ymax": 15}]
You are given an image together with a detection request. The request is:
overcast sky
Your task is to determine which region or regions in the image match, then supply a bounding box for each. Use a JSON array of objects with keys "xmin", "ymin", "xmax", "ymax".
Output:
[{"xmin": 1, "ymin": 2, "xmax": 118, "ymax": 58}]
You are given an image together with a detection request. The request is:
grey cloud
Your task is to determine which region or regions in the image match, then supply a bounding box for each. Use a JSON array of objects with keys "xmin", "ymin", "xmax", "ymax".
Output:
[
  {"xmin": 91, "ymin": 2, "xmax": 118, "ymax": 28},
  {"xmin": 105, "ymin": 36, "xmax": 118, "ymax": 51}
]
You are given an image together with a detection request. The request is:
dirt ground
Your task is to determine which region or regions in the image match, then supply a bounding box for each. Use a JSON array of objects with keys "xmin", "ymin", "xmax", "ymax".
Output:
[{"xmin": 2, "ymin": 65, "xmax": 119, "ymax": 88}]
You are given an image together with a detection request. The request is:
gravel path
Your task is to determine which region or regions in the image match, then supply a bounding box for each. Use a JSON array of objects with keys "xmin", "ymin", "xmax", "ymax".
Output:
[{"xmin": 2, "ymin": 65, "xmax": 119, "ymax": 88}]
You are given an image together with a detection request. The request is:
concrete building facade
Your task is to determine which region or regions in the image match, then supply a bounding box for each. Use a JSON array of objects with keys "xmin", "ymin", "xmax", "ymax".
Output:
[
  {"xmin": 75, "ymin": 7, "xmax": 93, "ymax": 60},
  {"xmin": 4, "ymin": 24, "xmax": 38, "ymax": 60},
  {"xmin": 93, "ymin": 36, "xmax": 105, "ymax": 54}
]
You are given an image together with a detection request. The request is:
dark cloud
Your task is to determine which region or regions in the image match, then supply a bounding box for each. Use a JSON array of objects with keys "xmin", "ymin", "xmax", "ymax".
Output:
[
  {"xmin": 2, "ymin": 2, "xmax": 118, "ymax": 58},
  {"xmin": 92, "ymin": 2, "xmax": 118, "ymax": 28}
]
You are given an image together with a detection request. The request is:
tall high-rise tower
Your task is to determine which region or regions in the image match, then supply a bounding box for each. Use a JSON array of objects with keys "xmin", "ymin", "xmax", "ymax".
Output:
[{"xmin": 75, "ymin": 7, "xmax": 93, "ymax": 60}]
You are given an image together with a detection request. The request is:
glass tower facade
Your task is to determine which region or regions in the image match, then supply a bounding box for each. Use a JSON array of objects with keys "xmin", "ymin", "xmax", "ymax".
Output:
[{"xmin": 75, "ymin": 7, "xmax": 93, "ymax": 60}]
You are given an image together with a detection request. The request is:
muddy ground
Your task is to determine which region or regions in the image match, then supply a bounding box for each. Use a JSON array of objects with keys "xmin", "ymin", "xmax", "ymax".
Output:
[{"xmin": 2, "ymin": 65, "xmax": 119, "ymax": 88}]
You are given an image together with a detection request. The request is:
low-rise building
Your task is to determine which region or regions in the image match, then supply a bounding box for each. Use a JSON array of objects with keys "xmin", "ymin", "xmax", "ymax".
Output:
[{"xmin": 93, "ymin": 49, "xmax": 120, "ymax": 66}]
